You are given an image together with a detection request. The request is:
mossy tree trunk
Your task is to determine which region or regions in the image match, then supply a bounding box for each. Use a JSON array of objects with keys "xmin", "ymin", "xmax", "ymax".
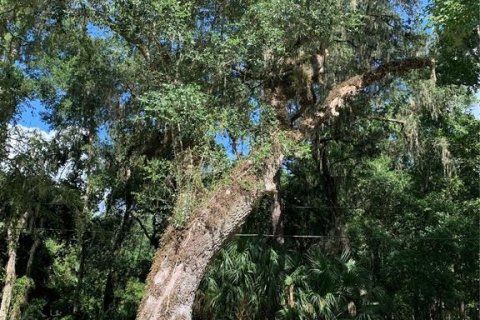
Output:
[{"xmin": 137, "ymin": 152, "xmax": 283, "ymax": 320}]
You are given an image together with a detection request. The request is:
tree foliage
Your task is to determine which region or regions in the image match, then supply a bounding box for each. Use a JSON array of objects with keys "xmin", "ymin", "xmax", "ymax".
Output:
[{"xmin": 0, "ymin": 0, "xmax": 478, "ymax": 319}]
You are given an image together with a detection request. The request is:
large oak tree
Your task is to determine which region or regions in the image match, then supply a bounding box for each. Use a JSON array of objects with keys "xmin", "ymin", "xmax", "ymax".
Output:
[{"xmin": 0, "ymin": 0, "xmax": 478, "ymax": 319}]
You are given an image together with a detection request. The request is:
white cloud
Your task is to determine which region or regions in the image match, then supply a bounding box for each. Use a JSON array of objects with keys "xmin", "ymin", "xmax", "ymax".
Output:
[{"xmin": 3, "ymin": 125, "xmax": 74, "ymax": 183}]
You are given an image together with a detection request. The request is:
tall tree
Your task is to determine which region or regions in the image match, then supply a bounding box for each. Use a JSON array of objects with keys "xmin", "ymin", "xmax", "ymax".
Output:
[{"xmin": 131, "ymin": 0, "xmax": 438, "ymax": 317}]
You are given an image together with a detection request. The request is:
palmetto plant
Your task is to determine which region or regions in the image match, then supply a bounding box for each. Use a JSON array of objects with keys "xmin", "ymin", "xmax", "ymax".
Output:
[
  {"xmin": 195, "ymin": 239, "xmax": 284, "ymax": 320},
  {"xmin": 195, "ymin": 240, "xmax": 380, "ymax": 320},
  {"xmin": 278, "ymin": 247, "xmax": 379, "ymax": 320}
]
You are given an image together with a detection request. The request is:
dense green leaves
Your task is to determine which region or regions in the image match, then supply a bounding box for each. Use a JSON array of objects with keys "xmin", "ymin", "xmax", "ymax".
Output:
[
  {"xmin": 0, "ymin": 0, "xmax": 479, "ymax": 319},
  {"xmin": 429, "ymin": 0, "xmax": 480, "ymax": 87}
]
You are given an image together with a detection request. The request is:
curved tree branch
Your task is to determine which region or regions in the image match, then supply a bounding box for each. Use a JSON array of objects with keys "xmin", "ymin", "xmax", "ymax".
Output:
[
  {"xmin": 301, "ymin": 57, "xmax": 432, "ymax": 132},
  {"xmin": 136, "ymin": 56, "xmax": 433, "ymax": 320}
]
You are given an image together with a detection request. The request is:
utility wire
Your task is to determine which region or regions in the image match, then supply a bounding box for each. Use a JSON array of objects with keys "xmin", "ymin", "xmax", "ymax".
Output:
[
  {"xmin": 2, "ymin": 202, "xmax": 468, "ymax": 211},
  {"xmin": 234, "ymin": 234, "xmax": 478, "ymax": 240},
  {"xmin": 3, "ymin": 226, "xmax": 478, "ymax": 241}
]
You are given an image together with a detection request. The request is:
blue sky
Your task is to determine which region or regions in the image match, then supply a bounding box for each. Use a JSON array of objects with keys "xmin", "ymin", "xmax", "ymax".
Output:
[
  {"xmin": 18, "ymin": 99, "xmax": 50, "ymax": 131},
  {"xmin": 472, "ymin": 106, "xmax": 480, "ymax": 118}
]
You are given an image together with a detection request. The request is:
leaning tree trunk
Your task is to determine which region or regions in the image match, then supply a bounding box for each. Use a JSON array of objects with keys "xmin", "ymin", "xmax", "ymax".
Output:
[
  {"xmin": 137, "ymin": 150, "xmax": 283, "ymax": 320},
  {"xmin": 136, "ymin": 57, "xmax": 432, "ymax": 320},
  {"xmin": 0, "ymin": 213, "xmax": 27, "ymax": 320}
]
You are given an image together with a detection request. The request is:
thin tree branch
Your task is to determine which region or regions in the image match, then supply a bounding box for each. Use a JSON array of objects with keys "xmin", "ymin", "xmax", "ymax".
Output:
[{"xmin": 133, "ymin": 215, "xmax": 155, "ymax": 245}]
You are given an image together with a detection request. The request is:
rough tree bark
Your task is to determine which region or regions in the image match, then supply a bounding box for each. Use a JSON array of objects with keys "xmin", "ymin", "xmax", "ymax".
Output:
[
  {"xmin": 137, "ymin": 149, "xmax": 284, "ymax": 320},
  {"xmin": 0, "ymin": 212, "xmax": 27, "ymax": 320},
  {"xmin": 136, "ymin": 57, "xmax": 432, "ymax": 320}
]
